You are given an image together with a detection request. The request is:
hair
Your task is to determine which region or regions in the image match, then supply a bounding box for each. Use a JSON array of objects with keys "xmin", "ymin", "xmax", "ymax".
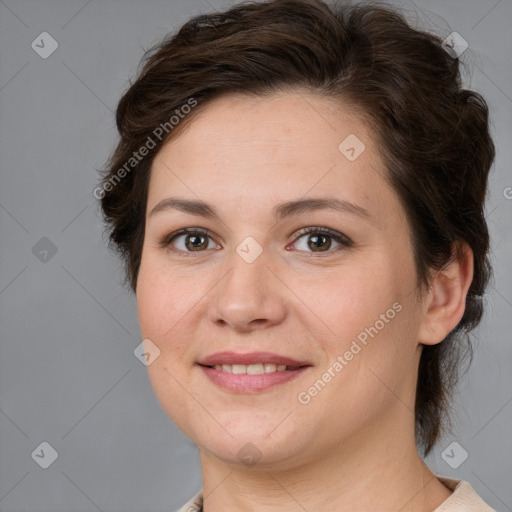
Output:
[{"xmin": 97, "ymin": 0, "xmax": 495, "ymax": 457}]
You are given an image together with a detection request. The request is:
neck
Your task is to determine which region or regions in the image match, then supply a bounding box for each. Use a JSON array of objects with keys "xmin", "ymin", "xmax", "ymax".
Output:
[{"xmin": 197, "ymin": 405, "xmax": 452, "ymax": 512}]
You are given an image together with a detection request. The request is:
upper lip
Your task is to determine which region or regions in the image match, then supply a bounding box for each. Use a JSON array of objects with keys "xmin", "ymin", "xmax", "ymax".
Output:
[{"xmin": 198, "ymin": 351, "xmax": 312, "ymax": 367}]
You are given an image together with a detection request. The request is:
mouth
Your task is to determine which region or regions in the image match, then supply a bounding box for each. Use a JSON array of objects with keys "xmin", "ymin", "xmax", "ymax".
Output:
[
  {"xmin": 197, "ymin": 351, "xmax": 312, "ymax": 393},
  {"xmin": 201, "ymin": 363, "xmax": 304, "ymax": 374}
]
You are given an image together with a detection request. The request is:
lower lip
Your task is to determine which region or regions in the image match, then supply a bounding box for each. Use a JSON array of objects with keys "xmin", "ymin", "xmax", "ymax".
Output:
[{"xmin": 199, "ymin": 365, "xmax": 310, "ymax": 393}]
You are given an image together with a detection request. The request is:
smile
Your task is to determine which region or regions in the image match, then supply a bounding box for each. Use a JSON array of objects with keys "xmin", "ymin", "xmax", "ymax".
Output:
[
  {"xmin": 197, "ymin": 351, "xmax": 312, "ymax": 393},
  {"xmin": 208, "ymin": 363, "xmax": 301, "ymax": 374}
]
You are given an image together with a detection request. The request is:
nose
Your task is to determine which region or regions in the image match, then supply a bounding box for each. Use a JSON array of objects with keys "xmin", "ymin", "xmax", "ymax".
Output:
[{"xmin": 207, "ymin": 246, "xmax": 287, "ymax": 332}]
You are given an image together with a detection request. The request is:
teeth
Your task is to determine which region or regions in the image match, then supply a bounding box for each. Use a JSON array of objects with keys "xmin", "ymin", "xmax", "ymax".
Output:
[
  {"xmin": 213, "ymin": 363, "xmax": 290, "ymax": 374},
  {"xmin": 247, "ymin": 364, "xmax": 264, "ymax": 375},
  {"xmin": 232, "ymin": 364, "xmax": 247, "ymax": 374}
]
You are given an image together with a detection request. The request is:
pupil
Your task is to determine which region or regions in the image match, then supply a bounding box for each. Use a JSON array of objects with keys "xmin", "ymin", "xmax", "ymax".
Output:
[
  {"xmin": 187, "ymin": 234, "xmax": 207, "ymax": 251},
  {"xmin": 309, "ymin": 234, "xmax": 331, "ymax": 251},
  {"xmin": 184, "ymin": 233, "xmax": 332, "ymax": 252}
]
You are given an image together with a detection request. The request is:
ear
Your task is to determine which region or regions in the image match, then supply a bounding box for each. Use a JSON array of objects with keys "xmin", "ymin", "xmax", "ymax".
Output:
[{"xmin": 417, "ymin": 242, "xmax": 474, "ymax": 346}]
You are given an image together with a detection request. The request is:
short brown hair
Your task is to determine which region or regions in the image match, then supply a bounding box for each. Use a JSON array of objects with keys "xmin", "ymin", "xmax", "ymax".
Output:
[{"xmin": 98, "ymin": 0, "xmax": 495, "ymax": 457}]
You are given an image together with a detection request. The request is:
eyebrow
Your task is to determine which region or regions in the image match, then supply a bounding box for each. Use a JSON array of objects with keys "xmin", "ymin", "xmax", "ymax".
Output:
[{"xmin": 149, "ymin": 196, "xmax": 373, "ymax": 224}]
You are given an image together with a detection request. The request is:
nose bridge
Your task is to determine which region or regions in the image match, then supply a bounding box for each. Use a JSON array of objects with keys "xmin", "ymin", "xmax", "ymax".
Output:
[
  {"xmin": 222, "ymin": 240, "xmax": 272, "ymax": 300},
  {"xmin": 209, "ymin": 238, "xmax": 287, "ymax": 329}
]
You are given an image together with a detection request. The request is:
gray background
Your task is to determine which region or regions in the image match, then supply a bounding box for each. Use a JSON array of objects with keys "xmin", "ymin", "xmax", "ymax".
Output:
[{"xmin": 0, "ymin": 0, "xmax": 510, "ymax": 511}]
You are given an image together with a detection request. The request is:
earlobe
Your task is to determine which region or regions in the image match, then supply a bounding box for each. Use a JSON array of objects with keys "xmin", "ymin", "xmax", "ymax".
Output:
[{"xmin": 418, "ymin": 242, "xmax": 474, "ymax": 346}]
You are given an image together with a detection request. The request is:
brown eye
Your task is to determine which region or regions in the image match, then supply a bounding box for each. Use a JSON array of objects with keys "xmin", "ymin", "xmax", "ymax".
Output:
[
  {"xmin": 183, "ymin": 233, "xmax": 209, "ymax": 251},
  {"xmin": 161, "ymin": 228, "xmax": 221, "ymax": 255},
  {"xmin": 306, "ymin": 233, "xmax": 332, "ymax": 252},
  {"xmin": 290, "ymin": 227, "xmax": 352, "ymax": 255}
]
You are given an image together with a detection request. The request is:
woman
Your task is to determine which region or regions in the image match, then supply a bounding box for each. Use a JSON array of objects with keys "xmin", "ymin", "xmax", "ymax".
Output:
[{"xmin": 98, "ymin": 0, "xmax": 497, "ymax": 510}]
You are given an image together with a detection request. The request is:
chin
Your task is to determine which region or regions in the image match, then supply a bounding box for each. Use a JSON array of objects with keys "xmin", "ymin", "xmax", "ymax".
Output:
[
  {"xmin": 198, "ymin": 436, "xmax": 303, "ymax": 471},
  {"xmin": 191, "ymin": 417, "xmax": 316, "ymax": 469}
]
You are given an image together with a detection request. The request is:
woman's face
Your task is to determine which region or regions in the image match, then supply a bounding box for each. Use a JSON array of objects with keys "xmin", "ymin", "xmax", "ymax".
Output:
[{"xmin": 137, "ymin": 91, "xmax": 428, "ymax": 468}]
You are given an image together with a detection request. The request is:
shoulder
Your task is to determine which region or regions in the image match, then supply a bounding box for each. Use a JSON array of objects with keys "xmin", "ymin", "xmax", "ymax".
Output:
[
  {"xmin": 434, "ymin": 476, "xmax": 497, "ymax": 511},
  {"xmin": 174, "ymin": 481, "xmax": 497, "ymax": 512},
  {"xmin": 174, "ymin": 489, "xmax": 203, "ymax": 512}
]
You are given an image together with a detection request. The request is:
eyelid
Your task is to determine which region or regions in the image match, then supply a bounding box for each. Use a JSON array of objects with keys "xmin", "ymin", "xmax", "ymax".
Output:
[
  {"xmin": 291, "ymin": 226, "xmax": 352, "ymax": 247},
  {"xmin": 159, "ymin": 226, "xmax": 353, "ymax": 255},
  {"xmin": 158, "ymin": 227, "xmax": 218, "ymax": 250}
]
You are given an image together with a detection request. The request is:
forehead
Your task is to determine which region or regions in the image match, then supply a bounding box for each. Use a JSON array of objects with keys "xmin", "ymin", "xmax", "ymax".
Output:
[{"xmin": 148, "ymin": 91, "xmax": 401, "ymax": 228}]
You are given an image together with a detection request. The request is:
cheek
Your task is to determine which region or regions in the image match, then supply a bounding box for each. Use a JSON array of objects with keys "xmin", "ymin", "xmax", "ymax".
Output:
[
  {"xmin": 298, "ymin": 300, "xmax": 418, "ymax": 435},
  {"xmin": 136, "ymin": 254, "xmax": 190, "ymax": 339},
  {"xmin": 297, "ymin": 252, "xmax": 419, "ymax": 399},
  {"xmin": 136, "ymin": 259, "xmax": 197, "ymax": 426},
  {"xmin": 297, "ymin": 258, "xmax": 404, "ymax": 341},
  {"xmin": 136, "ymin": 255, "xmax": 208, "ymax": 379}
]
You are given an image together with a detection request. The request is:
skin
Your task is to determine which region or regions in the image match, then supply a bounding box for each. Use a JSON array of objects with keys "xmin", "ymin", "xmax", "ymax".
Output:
[{"xmin": 136, "ymin": 90, "xmax": 473, "ymax": 511}]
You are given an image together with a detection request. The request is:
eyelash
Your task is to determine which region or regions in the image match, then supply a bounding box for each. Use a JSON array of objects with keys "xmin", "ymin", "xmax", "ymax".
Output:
[{"xmin": 159, "ymin": 227, "xmax": 353, "ymax": 258}]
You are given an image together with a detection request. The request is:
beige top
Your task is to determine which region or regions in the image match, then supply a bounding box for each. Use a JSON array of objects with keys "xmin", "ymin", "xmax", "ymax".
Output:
[{"xmin": 176, "ymin": 475, "xmax": 497, "ymax": 512}]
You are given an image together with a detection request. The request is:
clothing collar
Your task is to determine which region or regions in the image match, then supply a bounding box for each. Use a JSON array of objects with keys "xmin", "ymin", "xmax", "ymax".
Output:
[{"xmin": 177, "ymin": 476, "xmax": 496, "ymax": 512}]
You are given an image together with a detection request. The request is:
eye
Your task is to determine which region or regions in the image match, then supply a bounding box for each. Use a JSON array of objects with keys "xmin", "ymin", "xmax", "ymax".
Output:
[
  {"xmin": 160, "ymin": 228, "xmax": 221, "ymax": 256},
  {"xmin": 288, "ymin": 227, "xmax": 352, "ymax": 255},
  {"xmin": 159, "ymin": 226, "xmax": 352, "ymax": 257}
]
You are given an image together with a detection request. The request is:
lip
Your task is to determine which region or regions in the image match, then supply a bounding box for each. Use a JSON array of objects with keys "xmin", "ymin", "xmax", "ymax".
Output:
[
  {"xmin": 199, "ymin": 365, "xmax": 310, "ymax": 393},
  {"xmin": 197, "ymin": 351, "xmax": 311, "ymax": 367},
  {"xmin": 197, "ymin": 351, "xmax": 312, "ymax": 394}
]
